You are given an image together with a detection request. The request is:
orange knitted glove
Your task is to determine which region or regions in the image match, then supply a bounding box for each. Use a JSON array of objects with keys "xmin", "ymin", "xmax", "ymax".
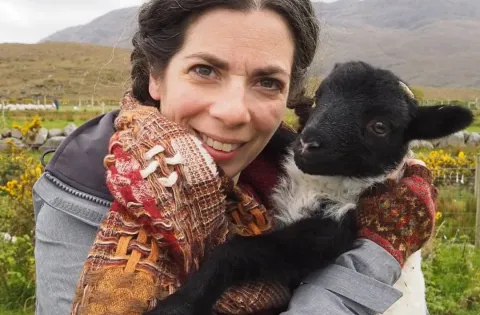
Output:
[{"xmin": 356, "ymin": 164, "xmax": 438, "ymax": 266}]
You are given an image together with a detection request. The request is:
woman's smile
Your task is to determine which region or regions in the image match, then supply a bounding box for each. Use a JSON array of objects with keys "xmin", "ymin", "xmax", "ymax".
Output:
[{"xmin": 194, "ymin": 129, "xmax": 246, "ymax": 162}]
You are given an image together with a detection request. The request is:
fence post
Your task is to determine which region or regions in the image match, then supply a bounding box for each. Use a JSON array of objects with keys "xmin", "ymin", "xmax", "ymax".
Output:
[
  {"xmin": 475, "ymin": 153, "xmax": 480, "ymax": 248},
  {"xmin": 1, "ymin": 99, "xmax": 5, "ymax": 130}
]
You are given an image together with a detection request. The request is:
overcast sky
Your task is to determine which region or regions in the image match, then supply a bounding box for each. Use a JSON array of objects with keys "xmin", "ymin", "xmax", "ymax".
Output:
[{"xmin": 0, "ymin": 0, "xmax": 336, "ymax": 44}]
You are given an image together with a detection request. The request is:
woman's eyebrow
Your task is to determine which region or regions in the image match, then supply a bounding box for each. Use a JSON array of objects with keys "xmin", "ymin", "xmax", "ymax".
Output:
[
  {"xmin": 252, "ymin": 66, "xmax": 290, "ymax": 78},
  {"xmin": 185, "ymin": 52, "xmax": 229, "ymax": 71},
  {"xmin": 185, "ymin": 52, "xmax": 290, "ymax": 77}
]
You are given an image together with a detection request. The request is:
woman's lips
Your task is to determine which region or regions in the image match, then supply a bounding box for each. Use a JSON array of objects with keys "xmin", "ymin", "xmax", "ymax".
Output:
[{"xmin": 195, "ymin": 130, "xmax": 245, "ymax": 162}]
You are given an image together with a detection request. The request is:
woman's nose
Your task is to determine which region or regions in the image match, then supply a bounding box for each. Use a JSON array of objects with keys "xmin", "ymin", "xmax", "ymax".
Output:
[{"xmin": 209, "ymin": 83, "xmax": 251, "ymax": 127}]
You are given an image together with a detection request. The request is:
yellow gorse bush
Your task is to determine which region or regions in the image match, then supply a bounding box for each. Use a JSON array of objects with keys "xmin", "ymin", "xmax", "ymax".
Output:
[
  {"xmin": 0, "ymin": 129, "xmax": 44, "ymax": 236},
  {"xmin": 12, "ymin": 115, "xmax": 42, "ymax": 145},
  {"xmin": 417, "ymin": 150, "xmax": 476, "ymax": 179}
]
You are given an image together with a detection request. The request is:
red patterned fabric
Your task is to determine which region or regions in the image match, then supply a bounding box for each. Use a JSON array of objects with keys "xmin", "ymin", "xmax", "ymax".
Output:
[
  {"xmin": 71, "ymin": 94, "xmax": 291, "ymax": 315},
  {"xmin": 71, "ymin": 92, "xmax": 438, "ymax": 314},
  {"xmin": 356, "ymin": 164, "xmax": 438, "ymax": 266}
]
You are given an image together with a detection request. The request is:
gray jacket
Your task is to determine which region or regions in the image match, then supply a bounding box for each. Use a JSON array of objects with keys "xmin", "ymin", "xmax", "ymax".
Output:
[{"xmin": 33, "ymin": 111, "xmax": 403, "ymax": 315}]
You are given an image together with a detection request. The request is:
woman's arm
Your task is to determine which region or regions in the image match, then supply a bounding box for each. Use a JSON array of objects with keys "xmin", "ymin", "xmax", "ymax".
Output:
[
  {"xmin": 281, "ymin": 239, "xmax": 402, "ymax": 315},
  {"xmin": 33, "ymin": 174, "xmax": 109, "ymax": 315},
  {"xmin": 283, "ymin": 162, "xmax": 437, "ymax": 315}
]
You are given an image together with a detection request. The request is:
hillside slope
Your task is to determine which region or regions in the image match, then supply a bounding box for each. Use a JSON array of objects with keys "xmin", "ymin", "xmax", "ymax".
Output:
[
  {"xmin": 39, "ymin": 0, "xmax": 480, "ymax": 88},
  {"xmin": 0, "ymin": 42, "xmax": 131, "ymax": 100}
]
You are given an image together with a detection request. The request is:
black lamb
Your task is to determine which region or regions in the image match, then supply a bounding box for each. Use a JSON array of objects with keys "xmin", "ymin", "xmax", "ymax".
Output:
[{"xmin": 146, "ymin": 61, "xmax": 473, "ymax": 315}]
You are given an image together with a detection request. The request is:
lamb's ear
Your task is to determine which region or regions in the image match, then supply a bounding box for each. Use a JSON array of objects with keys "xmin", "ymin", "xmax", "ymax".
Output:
[{"xmin": 406, "ymin": 105, "xmax": 474, "ymax": 141}]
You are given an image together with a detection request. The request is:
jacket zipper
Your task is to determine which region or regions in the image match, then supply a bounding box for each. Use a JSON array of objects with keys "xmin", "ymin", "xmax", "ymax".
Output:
[{"xmin": 44, "ymin": 171, "xmax": 112, "ymax": 208}]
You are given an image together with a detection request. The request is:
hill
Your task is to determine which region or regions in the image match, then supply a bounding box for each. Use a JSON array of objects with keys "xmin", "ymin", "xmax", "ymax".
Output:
[
  {"xmin": 39, "ymin": 0, "xmax": 480, "ymax": 89},
  {"xmin": 312, "ymin": 19, "xmax": 480, "ymax": 88},
  {"xmin": 41, "ymin": 7, "xmax": 137, "ymax": 49},
  {"xmin": 0, "ymin": 42, "xmax": 131, "ymax": 101},
  {"xmin": 314, "ymin": 0, "xmax": 480, "ymax": 29},
  {"xmin": 0, "ymin": 41, "xmax": 478, "ymax": 102},
  {"xmin": 311, "ymin": 0, "xmax": 480, "ymax": 88}
]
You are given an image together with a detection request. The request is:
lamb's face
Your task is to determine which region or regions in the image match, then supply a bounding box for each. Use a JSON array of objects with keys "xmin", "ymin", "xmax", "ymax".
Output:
[
  {"xmin": 293, "ymin": 61, "xmax": 473, "ymax": 179},
  {"xmin": 293, "ymin": 61, "xmax": 414, "ymax": 178}
]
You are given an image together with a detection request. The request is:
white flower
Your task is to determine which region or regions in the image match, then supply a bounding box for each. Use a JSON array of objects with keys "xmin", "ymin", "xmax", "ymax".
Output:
[{"xmin": 2, "ymin": 232, "xmax": 12, "ymax": 241}]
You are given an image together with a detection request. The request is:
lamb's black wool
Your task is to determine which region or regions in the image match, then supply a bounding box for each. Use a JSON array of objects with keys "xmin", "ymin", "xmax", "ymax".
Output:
[
  {"xmin": 146, "ymin": 61, "xmax": 473, "ymax": 315},
  {"xmin": 293, "ymin": 61, "xmax": 473, "ymax": 178}
]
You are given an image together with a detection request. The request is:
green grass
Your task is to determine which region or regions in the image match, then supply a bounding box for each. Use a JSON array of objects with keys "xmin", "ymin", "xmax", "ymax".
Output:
[
  {"xmin": 0, "ymin": 307, "xmax": 32, "ymax": 315},
  {"xmin": 423, "ymin": 239, "xmax": 480, "ymax": 315},
  {"xmin": 467, "ymin": 119, "xmax": 480, "ymax": 132},
  {"xmin": 2, "ymin": 118, "xmax": 89, "ymax": 130},
  {"xmin": 34, "ymin": 119, "xmax": 87, "ymax": 130},
  {"xmin": 0, "ymin": 106, "xmax": 118, "ymax": 130},
  {"xmin": 0, "ymin": 42, "xmax": 131, "ymax": 101}
]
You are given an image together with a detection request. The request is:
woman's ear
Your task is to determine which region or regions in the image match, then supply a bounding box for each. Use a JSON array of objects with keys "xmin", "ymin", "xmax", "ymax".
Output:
[{"xmin": 149, "ymin": 74, "xmax": 162, "ymax": 101}]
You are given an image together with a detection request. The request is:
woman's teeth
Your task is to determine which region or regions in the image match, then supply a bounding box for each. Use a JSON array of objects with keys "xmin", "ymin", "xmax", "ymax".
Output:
[{"xmin": 201, "ymin": 134, "xmax": 241, "ymax": 152}]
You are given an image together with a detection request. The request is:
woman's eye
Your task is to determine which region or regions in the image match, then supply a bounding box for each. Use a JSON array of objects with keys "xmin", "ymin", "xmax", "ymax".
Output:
[
  {"xmin": 259, "ymin": 78, "xmax": 282, "ymax": 91},
  {"xmin": 193, "ymin": 65, "xmax": 216, "ymax": 78}
]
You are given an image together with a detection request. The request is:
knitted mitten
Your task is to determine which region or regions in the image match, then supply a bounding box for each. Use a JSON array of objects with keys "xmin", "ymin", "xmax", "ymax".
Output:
[
  {"xmin": 71, "ymin": 94, "xmax": 290, "ymax": 315},
  {"xmin": 356, "ymin": 164, "xmax": 438, "ymax": 266}
]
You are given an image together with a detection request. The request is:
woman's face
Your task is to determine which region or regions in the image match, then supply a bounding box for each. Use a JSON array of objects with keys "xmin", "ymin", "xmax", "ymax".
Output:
[{"xmin": 149, "ymin": 8, "xmax": 295, "ymax": 178}]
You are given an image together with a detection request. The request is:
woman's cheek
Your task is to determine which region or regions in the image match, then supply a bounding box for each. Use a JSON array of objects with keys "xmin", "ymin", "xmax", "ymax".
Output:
[
  {"xmin": 162, "ymin": 89, "xmax": 216, "ymax": 124},
  {"xmin": 252, "ymin": 100, "xmax": 286, "ymax": 132}
]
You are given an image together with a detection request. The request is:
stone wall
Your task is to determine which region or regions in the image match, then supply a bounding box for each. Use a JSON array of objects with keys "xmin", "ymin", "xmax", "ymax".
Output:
[
  {"xmin": 409, "ymin": 131, "xmax": 480, "ymax": 150},
  {"xmin": 1, "ymin": 124, "xmax": 478, "ymax": 153},
  {"xmin": 0, "ymin": 123, "xmax": 76, "ymax": 152}
]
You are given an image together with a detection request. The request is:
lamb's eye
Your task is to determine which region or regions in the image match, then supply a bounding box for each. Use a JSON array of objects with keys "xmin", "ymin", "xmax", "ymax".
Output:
[{"xmin": 368, "ymin": 121, "xmax": 389, "ymax": 136}]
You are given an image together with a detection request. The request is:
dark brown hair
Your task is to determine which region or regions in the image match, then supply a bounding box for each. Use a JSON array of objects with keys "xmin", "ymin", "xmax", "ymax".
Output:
[{"xmin": 131, "ymin": 0, "xmax": 319, "ymax": 108}]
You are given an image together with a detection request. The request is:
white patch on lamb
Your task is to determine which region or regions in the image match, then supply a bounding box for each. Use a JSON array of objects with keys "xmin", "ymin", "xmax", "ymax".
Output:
[{"xmin": 272, "ymin": 150, "xmax": 388, "ymax": 224}]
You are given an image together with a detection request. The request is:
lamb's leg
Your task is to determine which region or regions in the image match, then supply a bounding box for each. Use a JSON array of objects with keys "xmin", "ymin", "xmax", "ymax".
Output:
[
  {"xmin": 382, "ymin": 250, "xmax": 427, "ymax": 315},
  {"xmin": 145, "ymin": 213, "xmax": 356, "ymax": 315}
]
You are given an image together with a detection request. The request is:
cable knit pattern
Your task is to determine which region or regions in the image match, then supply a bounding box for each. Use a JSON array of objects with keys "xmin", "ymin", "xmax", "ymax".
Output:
[
  {"xmin": 357, "ymin": 164, "xmax": 438, "ymax": 266},
  {"xmin": 70, "ymin": 93, "xmax": 290, "ymax": 315}
]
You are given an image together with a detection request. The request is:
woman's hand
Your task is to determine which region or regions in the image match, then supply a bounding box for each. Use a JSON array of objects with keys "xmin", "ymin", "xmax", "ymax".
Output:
[
  {"xmin": 357, "ymin": 162, "xmax": 438, "ymax": 266},
  {"xmin": 387, "ymin": 158, "xmax": 426, "ymax": 181},
  {"xmin": 406, "ymin": 158, "xmax": 426, "ymax": 167}
]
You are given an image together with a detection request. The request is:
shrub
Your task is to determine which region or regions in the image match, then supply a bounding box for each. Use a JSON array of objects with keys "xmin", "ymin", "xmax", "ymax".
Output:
[
  {"xmin": 423, "ymin": 236, "xmax": 480, "ymax": 315},
  {"xmin": 11, "ymin": 115, "xmax": 42, "ymax": 145},
  {"xmin": 0, "ymin": 142, "xmax": 43, "ymax": 236},
  {"xmin": 0, "ymin": 120, "xmax": 43, "ymax": 311},
  {"xmin": 417, "ymin": 150, "xmax": 476, "ymax": 186},
  {"xmin": 0, "ymin": 235, "xmax": 35, "ymax": 311}
]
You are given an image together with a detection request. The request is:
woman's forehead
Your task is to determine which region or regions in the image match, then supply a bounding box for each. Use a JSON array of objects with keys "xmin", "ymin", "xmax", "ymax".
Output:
[{"xmin": 180, "ymin": 8, "xmax": 295, "ymax": 74}]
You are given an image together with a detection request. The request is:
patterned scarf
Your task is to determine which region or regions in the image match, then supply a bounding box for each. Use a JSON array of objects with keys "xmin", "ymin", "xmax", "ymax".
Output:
[{"xmin": 71, "ymin": 93, "xmax": 292, "ymax": 315}]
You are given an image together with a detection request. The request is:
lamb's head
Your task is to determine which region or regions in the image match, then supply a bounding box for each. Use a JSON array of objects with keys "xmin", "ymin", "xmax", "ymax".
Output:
[{"xmin": 293, "ymin": 61, "xmax": 473, "ymax": 178}]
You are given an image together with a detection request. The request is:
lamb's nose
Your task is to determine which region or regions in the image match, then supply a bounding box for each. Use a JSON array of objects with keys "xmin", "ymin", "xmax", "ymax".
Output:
[{"xmin": 297, "ymin": 138, "xmax": 321, "ymax": 155}]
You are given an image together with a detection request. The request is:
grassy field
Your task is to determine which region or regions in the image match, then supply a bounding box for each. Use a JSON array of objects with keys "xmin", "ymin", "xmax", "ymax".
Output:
[
  {"xmin": 469, "ymin": 123, "xmax": 480, "ymax": 132},
  {"xmin": 1, "ymin": 110, "xmax": 479, "ymax": 315},
  {"xmin": 1, "ymin": 105, "xmax": 118, "ymax": 130},
  {"xmin": 0, "ymin": 307, "xmax": 32, "ymax": 315},
  {"xmin": 1, "ymin": 42, "xmax": 480, "ymax": 104},
  {"xmin": 1, "ymin": 105, "xmax": 478, "ymax": 134},
  {"xmin": 0, "ymin": 42, "xmax": 131, "ymax": 102},
  {"xmin": 421, "ymin": 86, "xmax": 480, "ymax": 102}
]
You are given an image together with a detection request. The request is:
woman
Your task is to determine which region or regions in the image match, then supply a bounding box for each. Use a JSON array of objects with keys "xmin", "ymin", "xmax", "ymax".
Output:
[{"xmin": 33, "ymin": 0, "xmax": 436, "ymax": 314}]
